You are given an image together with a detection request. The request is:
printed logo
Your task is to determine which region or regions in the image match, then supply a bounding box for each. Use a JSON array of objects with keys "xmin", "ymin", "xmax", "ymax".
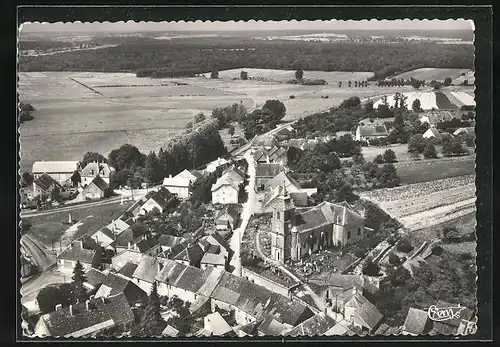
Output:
[{"xmin": 427, "ymin": 304, "xmax": 466, "ymax": 322}]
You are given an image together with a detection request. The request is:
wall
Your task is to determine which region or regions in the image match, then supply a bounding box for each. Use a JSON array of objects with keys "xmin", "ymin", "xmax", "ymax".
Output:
[
  {"xmin": 212, "ymin": 186, "xmax": 238, "ymax": 204},
  {"xmin": 164, "ymin": 186, "xmax": 189, "ymax": 199},
  {"xmin": 242, "ymin": 267, "xmax": 294, "ymax": 298},
  {"xmin": 138, "ymin": 199, "xmax": 162, "ymax": 215},
  {"xmin": 111, "ymin": 250, "xmax": 143, "ymax": 270},
  {"xmin": 34, "ymin": 317, "xmax": 50, "ymax": 337},
  {"xmin": 83, "ymin": 183, "xmax": 104, "ymax": 200}
]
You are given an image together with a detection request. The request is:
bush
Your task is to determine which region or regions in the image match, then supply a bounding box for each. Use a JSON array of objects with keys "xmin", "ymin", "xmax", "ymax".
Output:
[
  {"xmin": 354, "ymin": 247, "xmax": 367, "ymax": 259},
  {"xmin": 368, "ymin": 138, "xmax": 381, "ymax": 146},
  {"xmin": 289, "ymin": 95, "xmax": 296, "ymax": 99},
  {"xmin": 443, "ymin": 226, "xmax": 461, "ymax": 243},
  {"xmin": 362, "ymin": 257, "xmax": 381, "ymax": 276},
  {"xmin": 396, "ymin": 238, "xmax": 413, "ymax": 253},
  {"xmin": 388, "ymin": 252, "xmax": 401, "ymax": 266},
  {"xmin": 383, "ymin": 149, "xmax": 397, "ymax": 163},
  {"xmin": 374, "ymin": 154, "xmax": 385, "ymax": 164},
  {"xmin": 431, "ymin": 245, "xmax": 444, "ymax": 256},
  {"xmin": 459, "ymin": 252, "xmax": 475, "ymax": 261},
  {"xmin": 387, "ymin": 235, "xmax": 397, "ymax": 245}
]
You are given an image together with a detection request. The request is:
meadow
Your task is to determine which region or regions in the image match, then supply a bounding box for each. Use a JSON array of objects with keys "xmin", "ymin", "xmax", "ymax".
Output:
[
  {"xmin": 372, "ymin": 89, "xmax": 475, "ymax": 110},
  {"xmin": 390, "ymin": 68, "xmax": 472, "ymax": 81}
]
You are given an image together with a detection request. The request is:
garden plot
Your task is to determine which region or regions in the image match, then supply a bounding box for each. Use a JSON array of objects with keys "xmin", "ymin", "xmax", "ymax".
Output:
[
  {"xmin": 452, "ymin": 70, "xmax": 475, "ymax": 85},
  {"xmin": 373, "ymin": 91, "xmax": 438, "ymax": 110},
  {"xmin": 450, "ymin": 91, "xmax": 476, "ymax": 106},
  {"xmin": 390, "ymin": 68, "xmax": 472, "ymax": 81}
]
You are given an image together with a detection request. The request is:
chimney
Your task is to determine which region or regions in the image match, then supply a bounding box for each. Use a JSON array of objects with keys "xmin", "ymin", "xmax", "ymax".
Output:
[
  {"xmin": 101, "ymin": 297, "xmax": 106, "ymax": 304},
  {"xmin": 352, "ymin": 286, "xmax": 357, "ymax": 296},
  {"xmin": 128, "ymin": 242, "xmax": 131, "ymax": 249},
  {"xmin": 55, "ymin": 304, "xmax": 62, "ymax": 311},
  {"xmin": 69, "ymin": 305, "xmax": 73, "ymax": 316},
  {"xmin": 85, "ymin": 300, "xmax": 90, "ymax": 311},
  {"xmin": 90, "ymin": 295, "xmax": 95, "ymax": 300},
  {"xmin": 169, "ymin": 174, "xmax": 172, "ymax": 179},
  {"xmin": 157, "ymin": 262, "xmax": 163, "ymax": 273}
]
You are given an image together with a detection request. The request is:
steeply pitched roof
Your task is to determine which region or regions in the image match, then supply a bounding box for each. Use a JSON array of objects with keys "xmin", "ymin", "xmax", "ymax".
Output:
[
  {"xmin": 81, "ymin": 162, "xmax": 114, "ymax": 177},
  {"xmin": 163, "ymin": 175, "xmax": 191, "ymax": 188},
  {"xmin": 222, "ymin": 165, "xmax": 246, "ymax": 182},
  {"xmin": 265, "ymin": 171, "xmax": 302, "ymax": 191},
  {"xmin": 358, "ymin": 125, "xmax": 388, "ymax": 137},
  {"xmin": 158, "ymin": 234, "xmax": 184, "ymax": 249},
  {"xmin": 324, "ymin": 320, "xmax": 352, "ymax": 336},
  {"xmin": 57, "ymin": 240, "xmax": 97, "ymax": 264},
  {"xmin": 33, "ymin": 173, "xmax": 61, "ymax": 191},
  {"xmin": 353, "ymin": 301, "xmax": 383, "ymax": 331},
  {"xmin": 106, "ymin": 219, "xmax": 130, "ymax": 234},
  {"xmin": 295, "ymin": 201, "xmax": 363, "ymax": 233},
  {"xmin": 174, "ymin": 169, "xmax": 199, "ymax": 182},
  {"xmin": 255, "ymin": 163, "xmax": 286, "ymax": 178},
  {"xmin": 132, "ymin": 256, "xmax": 168, "ymax": 284},
  {"xmin": 114, "ymin": 228, "xmax": 136, "ymax": 249},
  {"xmin": 86, "ymin": 268, "xmax": 108, "ymax": 288},
  {"xmin": 38, "ymin": 293, "xmax": 132, "ymax": 338},
  {"xmin": 253, "ymin": 148, "xmax": 267, "ymax": 162},
  {"xmin": 172, "ymin": 265, "xmax": 206, "ymax": 293},
  {"xmin": 86, "ymin": 175, "xmax": 109, "ymax": 192},
  {"xmin": 172, "ymin": 243, "xmax": 204, "ymax": 265},
  {"xmin": 32, "ymin": 161, "xmax": 80, "ymax": 174},
  {"xmin": 204, "ymin": 311, "xmax": 233, "ymax": 336},
  {"xmin": 195, "ymin": 266, "xmax": 225, "ymax": 297},
  {"xmin": 214, "ymin": 205, "xmax": 240, "ymax": 224},
  {"xmin": 148, "ymin": 187, "xmax": 176, "ymax": 209},
  {"xmin": 211, "ymin": 175, "xmax": 240, "ymax": 192},
  {"xmin": 403, "ymin": 308, "xmax": 430, "ymax": 335},
  {"xmin": 117, "ymin": 262, "xmax": 138, "ymax": 279},
  {"xmin": 284, "ymin": 312, "xmax": 336, "ymax": 337},
  {"xmin": 134, "ymin": 237, "xmax": 159, "ymax": 253},
  {"xmin": 155, "ymin": 258, "xmax": 188, "ymax": 284},
  {"xmin": 268, "ymin": 147, "xmax": 288, "ymax": 161},
  {"xmin": 423, "ymin": 127, "xmax": 442, "ymax": 138},
  {"xmin": 95, "ymin": 273, "xmax": 146, "ymax": 303},
  {"xmin": 257, "ymin": 315, "xmax": 289, "ymax": 336},
  {"xmin": 201, "ymin": 253, "xmax": 226, "ymax": 266},
  {"xmin": 162, "ymin": 324, "xmax": 180, "ymax": 337}
]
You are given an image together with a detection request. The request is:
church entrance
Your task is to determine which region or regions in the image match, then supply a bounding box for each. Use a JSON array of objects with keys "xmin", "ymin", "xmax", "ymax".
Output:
[
  {"xmin": 275, "ymin": 250, "xmax": 280, "ymax": 261},
  {"xmin": 337, "ymin": 240, "xmax": 342, "ymax": 248}
]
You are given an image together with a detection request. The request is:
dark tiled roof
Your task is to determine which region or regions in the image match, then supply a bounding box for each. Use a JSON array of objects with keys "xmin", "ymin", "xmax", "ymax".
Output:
[
  {"xmin": 115, "ymin": 228, "xmax": 137, "ymax": 249},
  {"xmin": 102, "ymin": 293, "xmax": 135, "ymax": 326},
  {"xmin": 214, "ymin": 205, "xmax": 240, "ymax": 224},
  {"xmin": 284, "ymin": 312, "xmax": 336, "ymax": 336},
  {"xmin": 149, "ymin": 187, "xmax": 175, "ymax": 210},
  {"xmin": 222, "ymin": 165, "xmax": 246, "ymax": 182},
  {"xmin": 135, "ymin": 237, "xmax": 159, "ymax": 253},
  {"xmin": 117, "ymin": 262, "xmax": 138, "ymax": 279},
  {"xmin": 403, "ymin": 308, "xmax": 430, "ymax": 335},
  {"xmin": 205, "ymin": 233, "xmax": 231, "ymax": 252},
  {"xmin": 358, "ymin": 125, "xmax": 388, "ymax": 137},
  {"xmin": 87, "ymin": 175, "xmax": 109, "ymax": 192},
  {"xmin": 172, "ymin": 265, "xmax": 205, "ymax": 292},
  {"xmin": 81, "ymin": 162, "xmax": 113, "ymax": 178},
  {"xmin": 354, "ymin": 301, "xmax": 383, "ymax": 331},
  {"xmin": 86, "ymin": 268, "xmax": 108, "ymax": 288},
  {"xmin": 255, "ymin": 163, "xmax": 286, "ymax": 178},
  {"xmin": 158, "ymin": 234, "xmax": 184, "ymax": 248},
  {"xmin": 132, "ymin": 256, "xmax": 167, "ymax": 284},
  {"xmin": 265, "ymin": 171, "xmax": 301, "ymax": 191},
  {"xmin": 269, "ymin": 147, "xmax": 288, "ymax": 161},
  {"xmin": 155, "ymin": 258, "xmax": 188, "ymax": 284},
  {"xmin": 173, "ymin": 243, "xmax": 204, "ymax": 265},
  {"xmin": 34, "ymin": 173, "xmax": 61, "ymax": 191},
  {"xmin": 295, "ymin": 208, "xmax": 329, "ymax": 232},
  {"xmin": 257, "ymin": 315, "xmax": 289, "ymax": 336},
  {"xmin": 167, "ymin": 242, "xmax": 188, "ymax": 259},
  {"xmin": 58, "ymin": 240, "xmax": 96, "ymax": 264}
]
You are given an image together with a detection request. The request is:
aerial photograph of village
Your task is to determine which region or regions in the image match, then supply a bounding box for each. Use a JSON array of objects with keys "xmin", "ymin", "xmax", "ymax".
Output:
[{"xmin": 18, "ymin": 18, "xmax": 477, "ymax": 338}]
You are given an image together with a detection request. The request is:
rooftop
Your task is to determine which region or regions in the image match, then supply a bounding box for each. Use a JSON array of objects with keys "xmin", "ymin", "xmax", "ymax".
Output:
[
  {"xmin": 255, "ymin": 163, "xmax": 286, "ymax": 178},
  {"xmin": 57, "ymin": 240, "xmax": 96, "ymax": 264},
  {"xmin": 403, "ymin": 307, "xmax": 430, "ymax": 335},
  {"xmin": 204, "ymin": 311, "xmax": 233, "ymax": 336},
  {"xmin": 284, "ymin": 312, "xmax": 336, "ymax": 337},
  {"xmin": 81, "ymin": 162, "xmax": 114, "ymax": 177},
  {"xmin": 86, "ymin": 175, "xmax": 109, "ymax": 192},
  {"xmin": 32, "ymin": 161, "xmax": 80, "ymax": 174},
  {"xmin": 33, "ymin": 173, "xmax": 61, "ymax": 191}
]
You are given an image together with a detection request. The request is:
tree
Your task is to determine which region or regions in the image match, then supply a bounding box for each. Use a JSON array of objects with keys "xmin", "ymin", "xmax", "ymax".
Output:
[
  {"xmin": 51, "ymin": 186, "xmax": 61, "ymax": 202},
  {"xmin": 408, "ymin": 134, "xmax": 428, "ymax": 154},
  {"xmin": 377, "ymin": 163, "xmax": 400, "ymax": 188},
  {"xmin": 145, "ymin": 151, "xmax": 163, "ymax": 185},
  {"xmin": 383, "ymin": 149, "xmax": 397, "ymax": 163},
  {"xmin": 82, "ymin": 152, "xmax": 107, "ymax": 167},
  {"xmin": 411, "ymin": 79, "xmax": 423, "ymax": 89},
  {"xmin": 295, "ymin": 69, "xmax": 304, "ymax": 79},
  {"xmin": 240, "ymin": 71, "xmax": 248, "ymax": 80},
  {"xmin": 185, "ymin": 121, "xmax": 193, "ymax": 129},
  {"xmin": 71, "ymin": 260, "xmax": 88, "ymax": 304},
  {"xmin": 262, "ymin": 100, "xmax": 286, "ymax": 121},
  {"xmin": 70, "ymin": 171, "xmax": 81, "ymax": 187},
  {"xmin": 373, "ymin": 154, "xmax": 385, "ymax": 164},
  {"xmin": 352, "ymin": 154, "xmax": 365, "ymax": 166},
  {"xmin": 364, "ymin": 100, "xmax": 374, "ymax": 113},
  {"xmin": 396, "ymin": 238, "xmax": 413, "ymax": 253},
  {"xmin": 444, "ymin": 77, "xmax": 452, "ymax": 86},
  {"xmin": 21, "ymin": 172, "xmax": 34, "ymax": 188},
  {"xmin": 362, "ymin": 256, "xmax": 380, "ymax": 276},
  {"xmin": 108, "ymin": 144, "xmax": 146, "ymax": 172},
  {"xmin": 228, "ymin": 125, "xmax": 235, "ymax": 136},
  {"xmin": 423, "ymin": 142, "xmax": 438, "ymax": 159},
  {"xmin": 36, "ymin": 284, "xmax": 72, "ymax": 314},
  {"xmin": 210, "ymin": 69, "xmax": 219, "ymax": 79},
  {"xmin": 132, "ymin": 222, "xmax": 149, "ymax": 239},
  {"xmin": 387, "ymin": 265, "xmax": 412, "ymax": 286},
  {"xmin": 412, "ymin": 99, "xmax": 422, "ymax": 112},
  {"xmin": 138, "ymin": 281, "xmax": 164, "ymax": 336},
  {"xmin": 339, "ymin": 96, "xmax": 361, "ymax": 108},
  {"xmin": 414, "ymin": 261, "xmax": 434, "ymax": 286},
  {"xmin": 388, "ymin": 252, "xmax": 401, "ymax": 266},
  {"xmin": 194, "ymin": 112, "xmax": 206, "ymax": 123},
  {"xmin": 442, "ymin": 138, "xmax": 468, "ymax": 157}
]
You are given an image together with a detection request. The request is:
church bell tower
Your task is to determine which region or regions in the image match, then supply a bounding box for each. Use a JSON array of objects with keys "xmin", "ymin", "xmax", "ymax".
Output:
[{"xmin": 270, "ymin": 184, "xmax": 296, "ymax": 264}]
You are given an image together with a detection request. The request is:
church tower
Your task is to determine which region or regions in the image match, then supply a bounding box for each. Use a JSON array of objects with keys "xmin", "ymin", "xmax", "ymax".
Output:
[{"xmin": 270, "ymin": 184, "xmax": 296, "ymax": 264}]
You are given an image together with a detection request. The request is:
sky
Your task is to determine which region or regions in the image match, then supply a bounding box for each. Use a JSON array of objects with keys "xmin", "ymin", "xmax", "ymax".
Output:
[{"xmin": 20, "ymin": 19, "xmax": 474, "ymax": 33}]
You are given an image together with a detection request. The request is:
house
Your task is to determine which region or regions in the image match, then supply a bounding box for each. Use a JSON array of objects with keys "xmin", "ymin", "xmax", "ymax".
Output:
[
  {"xmin": 130, "ymin": 237, "xmax": 162, "ymax": 257},
  {"xmin": 32, "ymin": 173, "xmax": 62, "ymax": 199},
  {"xmin": 233, "ymin": 320, "xmax": 261, "ymax": 337},
  {"xmin": 430, "ymin": 301, "xmax": 474, "ymax": 335},
  {"xmin": 253, "ymin": 148, "xmax": 269, "ymax": 164},
  {"xmin": 402, "ymin": 307, "xmax": 432, "ymax": 335},
  {"xmin": 263, "ymin": 172, "xmax": 317, "ymax": 208},
  {"xmin": 94, "ymin": 272, "xmax": 147, "ymax": 305},
  {"xmin": 422, "ymin": 127, "xmax": 442, "ymax": 139},
  {"xmin": 221, "ymin": 165, "xmax": 246, "ymax": 185},
  {"xmin": 81, "ymin": 162, "xmax": 115, "ymax": 185},
  {"xmin": 206, "ymin": 157, "xmax": 229, "ymax": 173},
  {"xmin": 269, "ymin": 187, "xmax": 367, "ymax": 264},
  {"xmin": 355, "ymin": 125, "xmax": 389, "ymax": 142},
  {"xmin": 268, "ymin": 147, "xmax": 288, "ymax": 165},
  {"xmin": 214, "ymin": 205, "xmax": 240, "ymax": 230},
  {"xmin": 158, "ymin": 234, "xmax": 185, "ymax": 252},
  {"xmin": 81, "ymin": 175, "xmax": 109, "ymax": 200},
  {"xmin": 173, "ymin": 169, "xmax": 201, "ymax": 183},
  {"xmin": 162, "ymin": 324, "xmax": 180, "ymax": 337},
  {"xmin": 257, "ymin": 314, "xmax": 291, "ymax": 336},
  {"xmin": 32, "ymin": 161, "xmax": 81, "ymax": 183},
  {"xmin": 250, "ymin": 134, "xmax": 278, "ymax": 148},
  {"xmin": 131, "ymin": 255, "xmax": 169, "ymax": 293},
  {"xmin": 335, "ymin": 131, "xmax": 354, "ymax": 139},
  {"xmin": 172, "ymin": 243, "xmax": 205, "ymax": 267},
  {"xmin": 199, "ymin": 233, "xmax": 231, "ymax": 258},
  {"xmin": 453, "ymin": 127, "xmax": 475, "ymax": 137},
  {"xmin": 89, "ymin": 227, "xmax": 117, "ymax": 250},
  {"xmin": 284, "ymin": 312, "xmax": 336, "ymax": 336},
  {"xmin": 57, "ymin": 239, "xmax": 102, "ymax": 273},
  {"xmin": 162, "ymin": 174, "xmax": 192, "ymax": 199},
  {"xmin": 309, "ymin": 274, "xmax": 365, "ymax": 310},
  {"xmin": 21, "ymin": 254, "xmax": 36, "ymax": 278},
  {"xmin": 137, "ymin": 187, "xmax": 176, "ymax": 216},
  {"xmin": 116, "ymin": 262, "xmax": 138, "ymax": 280},
  {"xmin": 352, "ymin": 300, "xmax": 383, "ymax": 333},
  {"xmin": 255, "ymin": 163, "xmax": 287, "ymax": 188},
  {"xmin": 420, "ymin": 110, "xmax": 455, "ymax": 125},
  {"xmin": 200, "ymin": 253, "xmax": 227, "ymax": 271},
  {"xmin": 34, "ymin": 293, "xmax": 134, "ymax": 337},
  {"xmin": 211, "ymin": 175, "xmax": 240, "ymax": 205},
  {"xmin": 85, "ymin": 268, "xmax": 110, "ymax": 291},
  {"xmin": 324, "ymin": 320, "xmax": 353, "ymax": 336},
  {"xmin": 204, "ymin": 311, "xmax": 233, "ymax": 336}
]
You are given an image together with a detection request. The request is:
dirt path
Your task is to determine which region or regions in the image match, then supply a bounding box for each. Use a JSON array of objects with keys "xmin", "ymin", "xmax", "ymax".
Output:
[{"xmin": 21, "ymin": 234, "xmax": 56, "ymax": 271}]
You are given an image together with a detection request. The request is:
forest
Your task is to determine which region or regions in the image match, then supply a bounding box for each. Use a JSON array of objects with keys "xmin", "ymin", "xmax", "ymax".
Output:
[{"xmin": 18, "ymin": 39, "xmax": 473, "ymax": 80}]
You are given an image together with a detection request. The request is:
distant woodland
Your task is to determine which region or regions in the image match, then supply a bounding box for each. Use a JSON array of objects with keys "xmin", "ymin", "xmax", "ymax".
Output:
[{"xmin": 18, "ymin": 39, "xmax": 473, "ymax": 80}]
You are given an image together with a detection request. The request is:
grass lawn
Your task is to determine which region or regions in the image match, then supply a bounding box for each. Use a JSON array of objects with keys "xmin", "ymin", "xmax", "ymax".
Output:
[
  {"xmin": 25, "ymin": 201, "xmax": 134, "ymax": 248},
  {"xmin": 362, "ymin": 144, "xmax": 412, "ymax": 163},
  {"xmin": 396, "ymin": 157, "xmax": 475, "ymax": 184}
]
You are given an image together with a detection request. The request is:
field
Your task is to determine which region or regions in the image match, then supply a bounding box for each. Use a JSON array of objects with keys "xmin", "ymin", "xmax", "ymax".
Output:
[
  {"xmin": 200, "ymin": 68, "xmax": 375, "ymax": 85},
  {"xmin": 24, "ymin": 200, "xmax": 133, "ymax": 249},
  {"xmin": 19, "ymin": 71, "xmax": 418, "ymax": 173},
  {"xmin": 362, "ymin": 144, "xmax": 416, "ymax": 163},
  {"xmin": 372, "ymin": 88, "xmax": 475, "ymax": 110},
  {"xmin": 394, "ymin": 156, "xmax": 475, "ymax": 184},
  {"xmin": 390, "ymin": 68, "xmax": 472, "ymax": 81},
  {"xmin": 358, "ymin": 174, "xmax": 476, "ymax": 231}
]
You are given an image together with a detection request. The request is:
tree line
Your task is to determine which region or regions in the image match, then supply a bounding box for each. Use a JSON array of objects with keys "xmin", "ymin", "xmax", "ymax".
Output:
[{"xmin": 19, "ymin": 39, "xmax": 473, "ymax": 80}]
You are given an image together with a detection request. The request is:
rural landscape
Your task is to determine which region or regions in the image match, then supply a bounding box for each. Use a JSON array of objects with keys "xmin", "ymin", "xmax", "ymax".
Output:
[{"xmin": 19, "ymin": 19, "xmax": 477, "ymax": 338}]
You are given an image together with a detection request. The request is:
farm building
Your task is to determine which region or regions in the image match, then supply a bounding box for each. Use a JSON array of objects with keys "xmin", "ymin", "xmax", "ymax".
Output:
[
  {"xmin": 269, "ymin": 187, "xmax": 368, "ymax": 264},
  {"xmin": 422, "ymin": 127, "xmax": 442, "ymax": 139},
  {"xmin": 211, "ymin": 175, "xmax": 240, "ymax": 205},
  {"xmin": 172, "ymin": 243, "xmax": 205, "ymax": 268},
  {"xmin": 162, "ymin": 174, "xmax": 192, "ymax": 199},
  {"xmin": 255, "ymin": 163, "xmax": 287, "ymax": 188},
  {"xmin": 402, "ymin": 307, "xmax": 432, "ymax": 335},
  {"xmin": 57, "ymin": 239, "xmax": 102, "ymax": 273},
  {"xmin": 453, "ymin": 127, "xmax": 475, "ymax": 137},
  {"xmin": 32, "ymin": 173, "xmax": 62, "ymax": 199},
  {"xmin": 34, "ymin": 293, "xmax": 134, "ymax": 338},
  {"xmin": 214, "ymin": 205, "xmax": 240, "ymax": 230},
  {"xmin": 206, "ymin": 157, "xmax": 230, "ymax": 173},
  {"xmin": 284, "ymin": 312, "xmax": 336, "ymax": 336},
  {"xmin": 32, "ymin": 161, "xmax": 81, "ymax": 183},
  {"xmin": 200, "ymin": 253, "xmax": 227, "ymax": 271},
  {"xmin": 203, "ymin": 312, "xmax": 234, "ymax": 336},
  {"xmin": 355, "ymin": 125, "xmax": 389, "ymax": 142},
  {"xmin": 419, "ymin": 110, "xmax": 455, "ymax": 126},
  {"xmin": 137, "ymin": 187, "xmax": 177, "ymax": 216},
  {"xmin": 81, "ymin": 175, "xmax": 109, "ymax": 200},
  {"xmin": 158, "ymin": 234, "xmax": 185, "ymax": 252},
  {"xmin": 221, "ymin": 165, "xmax": 246, "ymax": 185},
  {"xmin": 80, "ymin": 162, "xmax": 115, "ymax": 185}
]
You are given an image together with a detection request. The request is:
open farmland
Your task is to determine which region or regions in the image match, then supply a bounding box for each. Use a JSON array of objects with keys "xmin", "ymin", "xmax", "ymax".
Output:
[
  {"xmin": 372, "ymin": 88, "xmax": 475, "ymax": 110},
  {"xmin": 390, "ymin": 68, "xmax": 472, "ymax": 81},
  {"xmin": 394, "ymin": 156, "xmax": 475, "ymax": 184},
  {"xmin": 200, "ymin": 68, "xmax": 375, "ymax": 84},
  {"xmin": 358, "ymin": 174, "xmax": 476, "ymax": 231}
]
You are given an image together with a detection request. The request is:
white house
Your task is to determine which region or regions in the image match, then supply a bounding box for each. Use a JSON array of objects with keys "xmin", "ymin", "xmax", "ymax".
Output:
[
  {"xmin": 162, "ymin": 175, "xmax": 192, "ymax": 199},
  {"xmin": 80, "ymin": 162, "xmax": 115, "ymax": 185},
  {"xmin": 32, "ymin": 161, "xmax": 81, "ymax": 183},
  {"xmin": 137, "ymin": 187, "xmax": 176, "ymax": 216},
  {"xmin": 355, "ymin": 125, "xmax": 389, "ymax": 142},
  {"xmin": 422, "ymin": 127, "xmax": 442, "ymax": 139},
  {"xmin": 206, "ymin": 157, "xmax": 229, "ymax": 173},
  {"xmin": 211, "ymin": 175, "xmax": 239, "ymax": 204}
]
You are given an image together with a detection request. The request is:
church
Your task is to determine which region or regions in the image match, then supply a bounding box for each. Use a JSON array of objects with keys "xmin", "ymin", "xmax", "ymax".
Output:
[{"xmin": 269, "ymin": 186, "xmax": 369, "ymax": 264}]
